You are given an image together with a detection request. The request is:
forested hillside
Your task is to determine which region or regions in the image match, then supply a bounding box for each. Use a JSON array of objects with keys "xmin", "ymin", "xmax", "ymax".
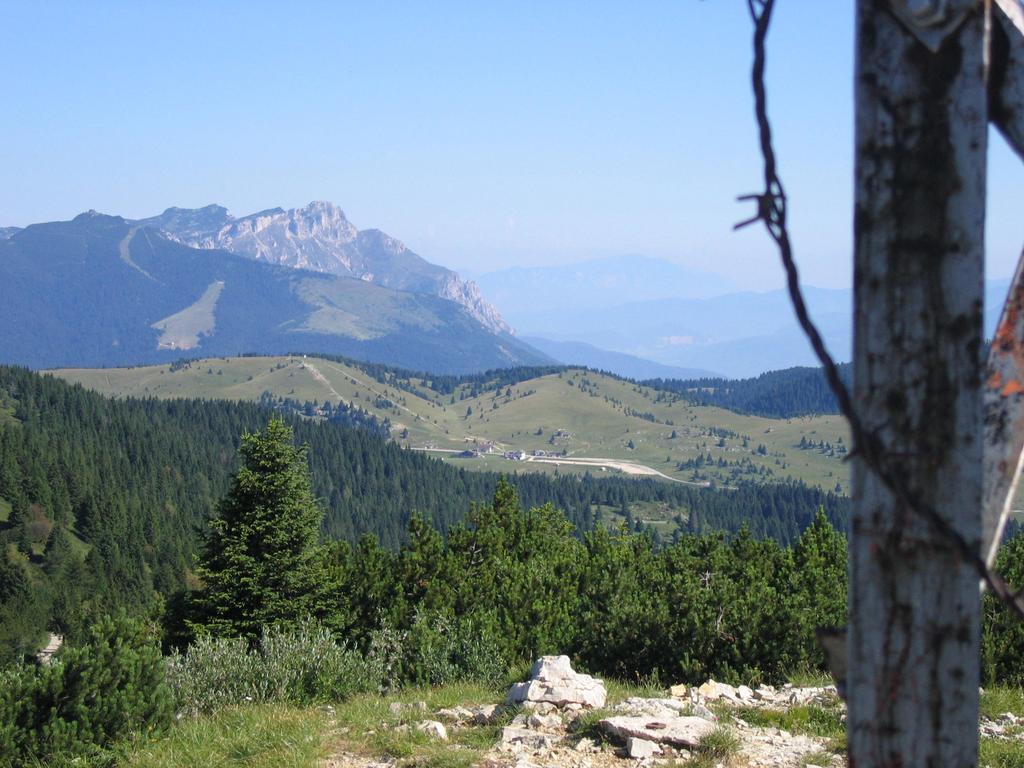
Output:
[
  {"xmin": 56, "ymin": 356, "xmax": 852, "ymax": 491},
  {"xmin": 644, "ymin": 363, "xmax": 852, "ymax": 419},
  {"xmin": 0, "ymin": 213, "xmax": 548, "ymax": 373},
  {"xmin": 0, "ymin": 365, "xmax": 848, "ymax": 661}
]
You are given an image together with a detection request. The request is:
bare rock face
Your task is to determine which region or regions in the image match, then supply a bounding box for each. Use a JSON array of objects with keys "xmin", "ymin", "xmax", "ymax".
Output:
[
  {"xmin": 507, "ymin": 656, "xmax": 607, "ymax": 710},
  {"xmin": 498, "ymin": 726, "xmax": 557, "ymax": 751},
  {"xmin": 612, "ymin": 697, "xmax": 699, "ymax": 719},
  {"xmin": 626, "ymin": 736, "xmax": 662, "ymax": 758},
  {"xmin": 415, "ymin": 720, "xmax": 448, "ymax": 740},
  {"xmin": 138, "ymin": 201, "xmax": 512, "ymax": 335},
  {"xmin": 598, "ymin": 715, "xmax": 717, "ymax": 749}
]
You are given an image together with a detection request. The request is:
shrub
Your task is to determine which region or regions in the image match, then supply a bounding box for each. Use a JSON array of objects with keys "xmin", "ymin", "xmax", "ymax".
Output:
[
  {"xmin": 0, "ymin": 615, "xmax": 172, "ymax": 766},
  {"xmin": 364, "ymin": 622, "xmax": 408, "ymax": 692},
  {"xmin": 400, "ymin": 611, "xmax": 509, "ymax": 686},
  {"xmin": 260, "ymin": 622, "xmax": 380, "ymax": 704},
  {"xmin": 983, "ymin": 535, "xmax": 1024, "ymax": 686},
  {"xmin": 166, "ymin": 619, "xmax": 381, "ymax": 715},
  {"xmin": 164, "ymin": 634, "xmax": 265, "ymax": 716}
]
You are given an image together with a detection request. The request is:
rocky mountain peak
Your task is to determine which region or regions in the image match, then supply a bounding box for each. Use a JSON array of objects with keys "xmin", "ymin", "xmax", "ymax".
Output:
[
  {"xmin": 303, "ymin": 199, "xmax": 348, "ymax": 220},
  {"xmin": 135, "ymin": 201, "xmax": 512, "ymax": 335}
]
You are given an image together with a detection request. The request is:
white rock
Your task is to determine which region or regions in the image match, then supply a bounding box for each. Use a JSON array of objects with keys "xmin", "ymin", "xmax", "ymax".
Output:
[
  {"xmin": 507, "ymin": 655, "xmax": 607, "ymax": 709},
  {"xmin": 499, "ymin": 726, "xmax": 557, "ymax": 751},
  {"xmin": 528, "ymin": 712, "xmax": 563, "ymax": 730},
  {"xmin": 626, "ymin": 736, "xmax": 663, "ymax": 758},
  {"xmin": 599, "ymin": 715, "xmax": 717, "ymax": 748},
  {"xmin": 415, "ymin": 720, "xmax": 447, "ymax": 740},
  {"xmin": 753, "ymin": 685, "xmax": 777, "ymax": 701},
  {"xmin": 614, "ymin": 697, "xmax": 688, "ymax": 719},
  {"xmin": 697, "ymin": 679, "xmax": 739, "ymax": 702},
  {"xmin": 436, "ymin": 706, "xmax": 473, "ymax": 722},
  {"xmin": 669, "ymin": 683, "xmax": 689, "ymax": 698},
  {"xmin": 471, "ymin": 704, "xmax": 502, "ymax": 725},
  {"xmin": 574, "ymin": 737, "xmax": 598, "ymax": 752},
  {"xmin": 532, "ymin": 655, "xmax": 575, "ymax": 680},
  {"xmin": 692, "ymin": 703, "xmax": 718, "ymax": 721}
]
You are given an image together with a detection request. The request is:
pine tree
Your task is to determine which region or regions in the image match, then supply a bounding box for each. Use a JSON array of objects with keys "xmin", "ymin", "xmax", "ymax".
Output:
[
  {"xmin": 188, "ymin": 417, "xmax": 334, "ymax": 639},
  {"xmin": 43, "ymin": 525, "xmax": 74, "ymax": 576}
]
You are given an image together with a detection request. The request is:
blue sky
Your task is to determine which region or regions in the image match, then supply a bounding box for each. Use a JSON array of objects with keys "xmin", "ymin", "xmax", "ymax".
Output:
[{"xmin": 1, "ymin": 0, "xmax": 1021, "ymax": 290}]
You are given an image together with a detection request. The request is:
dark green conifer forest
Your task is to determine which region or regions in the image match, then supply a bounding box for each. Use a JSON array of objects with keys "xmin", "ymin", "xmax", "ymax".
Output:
[
  {"xmin": 644, "ymin": 363, "xmax": 853, "ymax": 419},
  {"xmin": 0, "ymin": 365, "xmax": 849, "ymax": 659},
  {"xmin": 3, "ymin": 363, "xmax": 1024, "ymax": 768}
]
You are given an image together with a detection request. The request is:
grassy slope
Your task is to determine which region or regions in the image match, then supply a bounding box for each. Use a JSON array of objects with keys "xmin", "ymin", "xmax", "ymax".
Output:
[
  {"xmin": 107, "ymin": 682, "xmax": 1024, "ymax": 767},
  {"xmin": 150, "ymin": 280, "xmax": 224, "ymax": 350},
  {"xmin": 113, "ymin": 678, "xmax": 669, "ymax": 768},
  {"xmin": 52, "ymin": 356, "xmax": 851, "ymax": 492},
  {"xmin": 115, "ymin": 705, "xmax": 328, "ymax": 768}
]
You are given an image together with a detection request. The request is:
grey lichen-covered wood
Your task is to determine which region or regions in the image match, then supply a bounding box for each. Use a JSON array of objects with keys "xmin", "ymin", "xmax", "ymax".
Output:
[
  {"xmin": 991, "ymin": 0, "xmax": 1024, "ymax": 159},
  {"xmin": 850, "ymin": 1, "xmax": 986, "ymax": 765},
  {"xmin": 885, "ymin": 0, "xmax": 978, "ymax": 52}
]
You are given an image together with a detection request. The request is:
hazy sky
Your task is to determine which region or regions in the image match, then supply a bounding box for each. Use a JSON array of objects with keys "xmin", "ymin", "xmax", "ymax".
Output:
[{"xmin": 2, "ymin": 1, "xmax": 1022, "ymax": 290}]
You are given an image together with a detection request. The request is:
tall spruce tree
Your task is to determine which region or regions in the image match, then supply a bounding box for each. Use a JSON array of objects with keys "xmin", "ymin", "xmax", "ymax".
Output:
[{"xmin": 188, "ymin": 417, "xmax": 334, "ymax": 639}]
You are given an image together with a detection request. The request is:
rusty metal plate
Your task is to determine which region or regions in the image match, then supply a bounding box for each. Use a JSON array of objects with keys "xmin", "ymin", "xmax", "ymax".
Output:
[{"xmin": 983, "ymin": 252, "xmax": 1024, "ymax": 566}]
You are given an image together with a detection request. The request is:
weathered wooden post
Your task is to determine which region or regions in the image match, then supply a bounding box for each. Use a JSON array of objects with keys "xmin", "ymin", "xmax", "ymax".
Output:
[{"xmin": 849, "ymin": 0, "xmax": 987, "ymax": 764}]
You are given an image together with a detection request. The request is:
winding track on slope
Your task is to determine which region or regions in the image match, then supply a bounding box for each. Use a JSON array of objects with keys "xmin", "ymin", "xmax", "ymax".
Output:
[{"xmin": 117, "ymin": 227, "xmax": 158, "ymax": 281}]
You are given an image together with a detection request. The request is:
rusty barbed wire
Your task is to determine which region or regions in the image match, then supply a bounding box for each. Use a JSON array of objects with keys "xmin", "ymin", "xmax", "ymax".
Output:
[{"xmin": 737, "ymin": 0, "xmax": 1024, "ymax": 620}]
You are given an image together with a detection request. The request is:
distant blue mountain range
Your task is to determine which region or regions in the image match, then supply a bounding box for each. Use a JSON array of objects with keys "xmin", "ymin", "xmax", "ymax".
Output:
[{"xmin": 478, "ymin": 256, "xmax": 1012, "ymax": 378}]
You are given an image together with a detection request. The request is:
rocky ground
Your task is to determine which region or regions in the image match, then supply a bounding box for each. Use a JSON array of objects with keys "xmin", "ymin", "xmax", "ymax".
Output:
[
  {"xmin": 321, "ymin": 658, "xmax": 848, "ymax": 768},
  {"xmin": 320, "ymin": 657, "xmax": 1024, "ymax": 768}
]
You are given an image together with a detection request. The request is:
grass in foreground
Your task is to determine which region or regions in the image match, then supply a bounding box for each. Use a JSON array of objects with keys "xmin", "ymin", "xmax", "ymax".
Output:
[
  {"xmin": 980, "ymin": 688, "xmax": 1024, "ymax": 768},
  {"xmin": 982, "ymin": 688, "xmax": 1024, "ymax": 720},
  {"xmin": 566, "ymin": 707, "xmax": 614, "ymax": 743},
  {"xmin": 799, "ymin": 749, "xmax": 837, "ymax": 767},
  {"xmin": 604, "ymin": 676, "xmax": 665, "ymax": 704},
  {"xmin": 728, "ymin": 703, "xmax": 846, "ymax": 755},
  {"xmin": 982, "ymin": 737, "xmax": 1024, "ymax": 768},
  {"xmin": 328, "ymin": 682, "xmax": 503, "ymax": 766},
  {"xmin": 688, "ymin": 726, "xmax": 742, "ymax": 768},
  {"xmin": 785, "ymin": 667, "xmax": 837, "ymax": 688},
  {"xmin": 118, "ymin": 704, "xmax": 327, "ymax": 768}
]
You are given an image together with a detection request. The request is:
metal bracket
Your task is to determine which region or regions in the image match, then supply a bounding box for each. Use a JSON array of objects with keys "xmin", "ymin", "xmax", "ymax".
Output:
[{"xmin": 888, "ymin": 0, "xmax": 978, "ymax": 51}]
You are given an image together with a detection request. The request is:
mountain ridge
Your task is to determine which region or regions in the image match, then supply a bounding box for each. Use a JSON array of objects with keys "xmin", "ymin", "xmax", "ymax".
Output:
[
  {"xmin": 136, "ymin": 201, "xmax": 511, "ymax": 334},
  {"xmin": 522, "ymin": 336, "xmax": 720, "ymax": 380},
  {"xmin": 0, "ymin": 213, "xmax": 548, "ymax": 373}
]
